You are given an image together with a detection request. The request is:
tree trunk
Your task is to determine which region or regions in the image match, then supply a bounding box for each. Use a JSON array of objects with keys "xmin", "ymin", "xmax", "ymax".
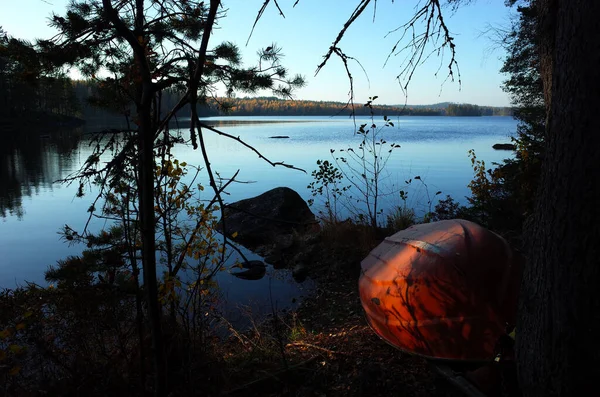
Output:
[
  {"xmin": 138, "ymin": 86, "xmax": 167, "ymax": 395},
  {"xmin": 516, "ymin": 1, "xmax": 600, "ymax": 396}
]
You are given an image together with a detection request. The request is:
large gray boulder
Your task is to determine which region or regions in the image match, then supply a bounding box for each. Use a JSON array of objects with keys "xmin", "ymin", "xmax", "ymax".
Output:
[{"xmin": 218, "ymin": 187, "xmax": 318, "ymax": 255}]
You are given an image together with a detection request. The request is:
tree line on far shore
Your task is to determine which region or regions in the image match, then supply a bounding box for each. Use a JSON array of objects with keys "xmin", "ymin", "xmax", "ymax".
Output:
[{"xmin": 0, "ymin": 27, "xmax": 511, "ymax": 127}]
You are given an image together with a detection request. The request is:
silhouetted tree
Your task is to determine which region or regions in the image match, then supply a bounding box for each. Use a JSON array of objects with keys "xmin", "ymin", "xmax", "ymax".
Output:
[
  {"xmin": 0, "ymin": 28, "xmax": 78, "ymax": 124},
  {"xmin": 516, "ymin": 1, "xmax": 600, "ymax": 395},
  {"xmin": 42, "ymin": 1, "xmax": 304, "ymax": 394},
  {"xmin": 500, "ymin": 1, "xmax": 544, "ymax": 215}
]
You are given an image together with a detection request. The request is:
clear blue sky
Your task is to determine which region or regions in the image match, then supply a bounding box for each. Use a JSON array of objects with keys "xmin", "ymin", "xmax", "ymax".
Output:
[{"xmin": 1, "ymin": 0, "xmax": 514, "ymax": 106}]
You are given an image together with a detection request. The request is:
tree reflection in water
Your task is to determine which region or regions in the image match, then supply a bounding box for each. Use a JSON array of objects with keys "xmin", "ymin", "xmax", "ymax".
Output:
[{"xmin": 0, "ymin": 127, "xmax": 82, "ymax": 219}]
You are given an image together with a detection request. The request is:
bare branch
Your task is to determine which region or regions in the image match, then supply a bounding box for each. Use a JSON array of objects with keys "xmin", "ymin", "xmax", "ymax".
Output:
[
  {"xmin": 195, "ymin": 119, "xmax": 306, "ymax": 173},
  {"xmin": 315, "ymin": 0, "xmax": 372, "ymax": 76},
  {"xmin": 317, "ymin": 0, "xmax": 461, "ymax": 104},
  {"xmin": 172, "ymin": 169, "xmax": 241, "ymax": 276},
  {"xmin": 247, "ymin": 0, "xmax": 286, "ymax": 46}
]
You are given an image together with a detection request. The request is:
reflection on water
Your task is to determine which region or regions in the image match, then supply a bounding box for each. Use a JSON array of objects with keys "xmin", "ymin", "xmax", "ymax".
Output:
[
  {"xmin": 0, "ymin": 122, "xmax": 321, "ymax": 325},
  {"xmin": 0, "ymin": 128, "xmax": 82, "ymax": 219},
  {"xmin": 211, "ymin": 244, "xmax": 315, "ymax": 331},
  {"xmin": 0, "ymin": 116, "xmax": 517, "ymax": 317}
]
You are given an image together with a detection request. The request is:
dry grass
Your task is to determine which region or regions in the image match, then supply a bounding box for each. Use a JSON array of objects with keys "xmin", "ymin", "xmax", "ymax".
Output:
[{"xmin": 212, "ymin": 270, "xmax": 462, "ymax": 397}]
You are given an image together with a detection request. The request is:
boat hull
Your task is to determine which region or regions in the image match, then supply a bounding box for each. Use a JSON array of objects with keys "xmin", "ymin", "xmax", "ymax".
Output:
[{"xmin": 359, "ymin": 219, "xmax": 521, "ymax": 361}]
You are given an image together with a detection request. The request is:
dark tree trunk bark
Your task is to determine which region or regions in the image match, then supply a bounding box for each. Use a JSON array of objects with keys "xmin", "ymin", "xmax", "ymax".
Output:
[
  {"xmin": 138, "ymin": 85, "xmax": 167, "ymax": 396},
  {"xmin": 517, "ymin": 1, "xmax": 600, "ymax": 396}
]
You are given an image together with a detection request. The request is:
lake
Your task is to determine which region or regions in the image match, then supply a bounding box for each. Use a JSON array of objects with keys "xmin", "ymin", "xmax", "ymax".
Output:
[{"xmin": 0, "ymin": 115, "xmax": 517, "ymax": 320}]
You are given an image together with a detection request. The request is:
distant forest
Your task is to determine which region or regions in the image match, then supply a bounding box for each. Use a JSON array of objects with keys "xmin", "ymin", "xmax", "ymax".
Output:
[
  {"xmin": 194, "ymin": 96, "xmax": 513, "ymax": 117},
  {"xmin": 70, "ymin": 81, "xmax": 514, "ymax": 119},
  {"xmin": 0, "ymin": 72, "xmax": 512, "ymax": 128},
  {"xmin": 1, "ymin": 28, "xmax": 512, "ymax": 128}
]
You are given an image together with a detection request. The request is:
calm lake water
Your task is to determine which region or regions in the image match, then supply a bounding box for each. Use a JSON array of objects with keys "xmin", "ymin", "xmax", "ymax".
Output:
[{"xmin": 0, "ymin": 115, "xmax": 517, "ymax": 318}]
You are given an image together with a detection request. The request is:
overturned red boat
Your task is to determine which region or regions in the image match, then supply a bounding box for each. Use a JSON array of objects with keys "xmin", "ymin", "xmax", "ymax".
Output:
[{"xmin": 359, "ymin": 219, "xmax": 522, "ymax": 361}]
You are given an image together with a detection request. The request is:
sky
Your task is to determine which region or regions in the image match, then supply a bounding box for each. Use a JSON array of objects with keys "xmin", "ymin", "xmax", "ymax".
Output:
[{"xmin": 0, "ymin": 0, "xmax": 515, "ymax": 106}]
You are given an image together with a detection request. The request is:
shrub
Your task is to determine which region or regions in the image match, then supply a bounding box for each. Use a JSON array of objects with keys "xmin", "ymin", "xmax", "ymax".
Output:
[{"xmin": 386, "ymin": 205, "xmax": 416, "ymax": 232}]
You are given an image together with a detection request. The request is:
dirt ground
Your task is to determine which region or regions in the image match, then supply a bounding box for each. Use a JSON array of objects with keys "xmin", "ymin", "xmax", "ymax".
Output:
[{"xmin": 214, "ymin": 268, "xmax": 464, "ymax": 397}]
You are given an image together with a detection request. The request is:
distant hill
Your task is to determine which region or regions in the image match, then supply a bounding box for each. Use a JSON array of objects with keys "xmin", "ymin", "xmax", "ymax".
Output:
[
  {"xmin": 197, "ymin": 97, "xmax": 444, "ymax": 117},
  {"xmin": 67, "ymin": 81, "xmax": 513, "ymax": 122},
  {"xmin": 195, "ymin": 97, "xmax": 513, "ymax": 117}
]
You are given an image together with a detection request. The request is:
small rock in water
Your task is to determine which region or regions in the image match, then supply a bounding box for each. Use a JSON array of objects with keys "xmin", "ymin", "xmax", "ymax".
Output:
[
  {"xmin": 231, "ymin": 261, "xmax": 267, "ymax": 281},
  {"xmin": 241, "ymin": 260, "xmax": 266, "ymax": 269},
  {"xmin": 292, "ymin": 262, "xmax": 309, "ymax": 283},
  {"xmin": 265, "ymin": 251, "xmax": 282, "ymax": 265},
  {"xmin": 492, "ymin": 143, "xmax": 516, "ymax": 150}
]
